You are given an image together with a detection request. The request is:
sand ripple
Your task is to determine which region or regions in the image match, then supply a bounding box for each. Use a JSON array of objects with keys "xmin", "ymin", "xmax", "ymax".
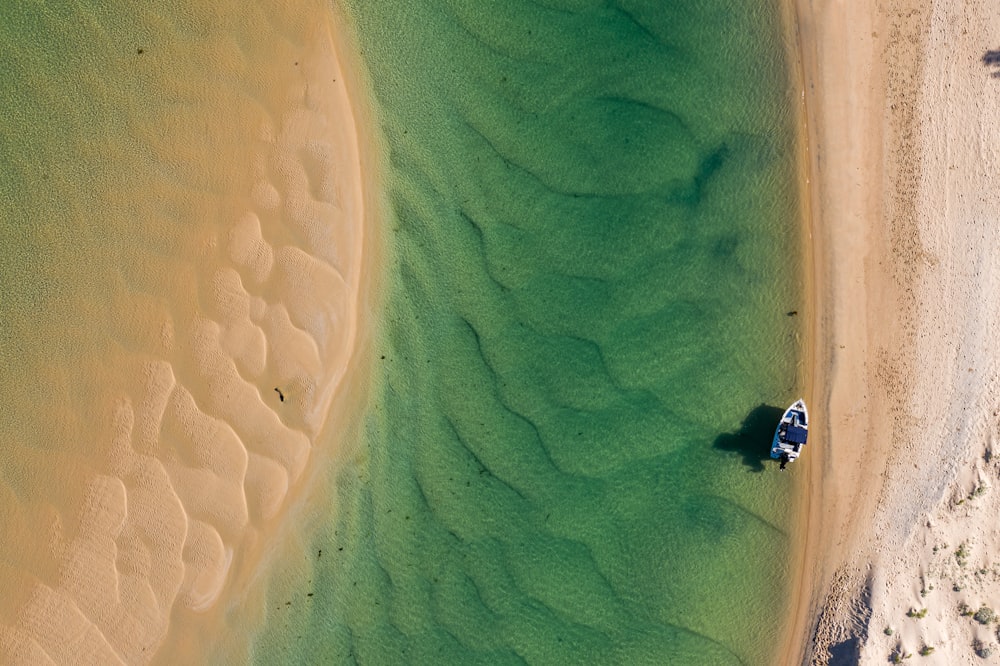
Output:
[{"xmin": 0, "ymin": 0, "xmax": 370, "ymax": 662}]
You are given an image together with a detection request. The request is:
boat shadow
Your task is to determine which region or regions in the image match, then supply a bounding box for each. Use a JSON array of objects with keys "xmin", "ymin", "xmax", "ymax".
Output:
[{"xmin": 712, "ymin": 403, "xmax": 785, "ymax": 473}]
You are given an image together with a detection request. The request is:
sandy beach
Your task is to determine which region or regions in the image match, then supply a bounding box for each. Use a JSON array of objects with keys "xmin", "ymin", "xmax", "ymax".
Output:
[
  {"xmin": 0, "ymin": 1, "xmax": 378, "ymax": 662},
  {"xmin": 8, "ymin": 0, "xmax": 997, "ymax": 660},
  {"xmin": 787, "ymin": 0, "xmax": 1000, "ymax": 663}
]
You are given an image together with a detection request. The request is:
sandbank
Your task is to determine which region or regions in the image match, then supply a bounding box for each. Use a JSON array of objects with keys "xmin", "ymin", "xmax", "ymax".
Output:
[
  {"xmin": 784, "ymin": 0, "xmax": 1000, "ymax": 663},
  {"xmin": 0, "ymin": 1, "xmax": 378, "ymax": 663}
]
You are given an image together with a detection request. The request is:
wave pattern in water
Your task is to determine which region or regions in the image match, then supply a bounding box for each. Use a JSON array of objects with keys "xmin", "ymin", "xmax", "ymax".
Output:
[{"xmin": 253, "ymin": 0, "xmax": 803, "ymax": 665}]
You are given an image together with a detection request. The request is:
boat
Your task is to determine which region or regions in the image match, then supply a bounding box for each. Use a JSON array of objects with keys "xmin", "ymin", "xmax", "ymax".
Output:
[{"xmin": 771, "ymin": 399, "xmax": 808, "ymax": 470}]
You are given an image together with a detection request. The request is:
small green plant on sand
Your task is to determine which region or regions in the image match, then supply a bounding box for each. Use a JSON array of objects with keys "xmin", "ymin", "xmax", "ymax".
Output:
[
  {"xmin": 889, "ymin": 646, "xmax": 912, "ymax": 663},
  {"xmin": 957, "ymin": 543, "xmax": 970, "ymax": 566},
  {"xmin": 974, "ymin": 638, "xmax": 994, "ymax": 659},
  {"xmin": 971, "ymin": 483, "xmax": 988, "ymax": 499},
  {"xmin": 960, "ymin": 602, "xmax": 974, "ymax": 616},
  {"xmin": 975, "ymin": 606, "xmax": 997, "ymax": 625},
  {"xmin": 884, "ymin": 626, "xmax": 894, "ymax": 636},
  {"xmin": 919, "ymin": 645, "xmax": 935, "ymax": 656},
  {"xmin": 907, "ymin": 607, "xmax": 928, "ymax": 619}
]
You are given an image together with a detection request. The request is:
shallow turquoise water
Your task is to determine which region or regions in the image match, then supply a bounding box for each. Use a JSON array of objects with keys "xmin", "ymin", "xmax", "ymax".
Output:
[{"xmin": 252, "ymin": 0, "xmax": 804, "ymax": 664}]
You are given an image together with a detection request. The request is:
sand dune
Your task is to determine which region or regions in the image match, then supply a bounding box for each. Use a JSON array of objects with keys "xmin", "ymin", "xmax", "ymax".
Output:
[{"xmin": 0, "ymin": 1, "xmax": 375, "ymax": 662}]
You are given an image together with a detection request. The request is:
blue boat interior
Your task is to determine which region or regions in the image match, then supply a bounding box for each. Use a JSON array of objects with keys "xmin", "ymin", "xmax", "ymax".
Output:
[{"xmin": 785, "ymin": 425, "xmax": 807, "ymax": 444}]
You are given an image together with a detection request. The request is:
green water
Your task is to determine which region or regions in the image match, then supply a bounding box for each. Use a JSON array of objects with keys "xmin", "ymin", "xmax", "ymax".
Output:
[
  {"xmin": 253, "ymin": 1, "xmax": 804, "ymax": 664},
  {"xmin": 0, "ymin": 0, "xmax": 802, "ymax": 661}
]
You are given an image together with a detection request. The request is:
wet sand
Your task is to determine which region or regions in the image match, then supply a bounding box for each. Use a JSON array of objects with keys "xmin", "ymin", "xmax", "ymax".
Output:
[{"xmin": 0, "ymin": 1, "xmax": 378, "ymax": 662}]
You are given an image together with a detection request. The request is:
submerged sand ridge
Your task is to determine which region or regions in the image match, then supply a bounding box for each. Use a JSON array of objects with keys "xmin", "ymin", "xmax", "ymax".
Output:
[{"xmin": 0, "ymin": 1, "xmax": 372, "ymax": 662}]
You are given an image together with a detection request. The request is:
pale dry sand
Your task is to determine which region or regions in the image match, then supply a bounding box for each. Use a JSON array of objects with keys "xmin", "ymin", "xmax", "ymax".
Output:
[
  {"xmin": 787, "ymin": 0, "xmax": 1000, "ymax": 663},
  {"xmin": 0, "ymin": 2, "xmax": 378, "ymax": 663}
]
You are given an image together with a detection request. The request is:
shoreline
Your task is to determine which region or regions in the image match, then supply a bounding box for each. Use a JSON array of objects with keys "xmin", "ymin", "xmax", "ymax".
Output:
[
  {"xmin": 774, "ymin": 0, "xmax": 824, "ymax": 662},
  {"xmin": 156, "ymin": 6, "xmax": 383, "ymax": 662},
  {"xmin": 780, "ymin": 0, "xmax": 902, "ymax": 661},
  {"xmin": 783, "ymin": 0, "xmax": 908, "ymax": 661},
  {"xmin": 0, "ymin": 1, "xmax": 380, "ymax": 662},
  {"xmin": 203, "ymin": 6, "xmax": 389, "ymax": 661},
  {"xmin": 786, "ymin": 0, "xmax": 1000, "ymax": 663}
]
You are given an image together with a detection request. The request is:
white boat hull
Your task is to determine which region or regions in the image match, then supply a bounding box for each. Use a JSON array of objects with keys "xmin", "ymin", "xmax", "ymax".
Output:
[{"xmin": 771, "ymin": 399, "xmax": 808, "ymax": 468}]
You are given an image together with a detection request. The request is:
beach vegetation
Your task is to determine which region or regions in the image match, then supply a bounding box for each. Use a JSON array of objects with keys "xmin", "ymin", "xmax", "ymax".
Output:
[
  {"xmin": 957, "ymin": 543, "xmax": 970, "ymax": 566},
  {"xmin": 970, "ymin": 483, "xmax": 988, "ymax": 499},
  {"xmin": 974, "ymin": 606, "xmax": 997, "ymax": 624},
  {"xmin": 918, "ymin": 645, "xmax": 934, "ymax": 656},
  {"xmin": 884, "ymin": 626, "xmax": 894, "ymax": 635},
  {"xmin": 974, "ymin": 638, "xmax": 994, "ymax": 658},
  {"xmin": 906, "ymin": 607, "xmax": 928, "ymax": 619},
  {"xmin": 889, "ymin": 645, "xmax": 912, "ymax": 663},
  {"xmin": 960, "ymin": 603, "xmax": 974, "ymax": 616}
]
